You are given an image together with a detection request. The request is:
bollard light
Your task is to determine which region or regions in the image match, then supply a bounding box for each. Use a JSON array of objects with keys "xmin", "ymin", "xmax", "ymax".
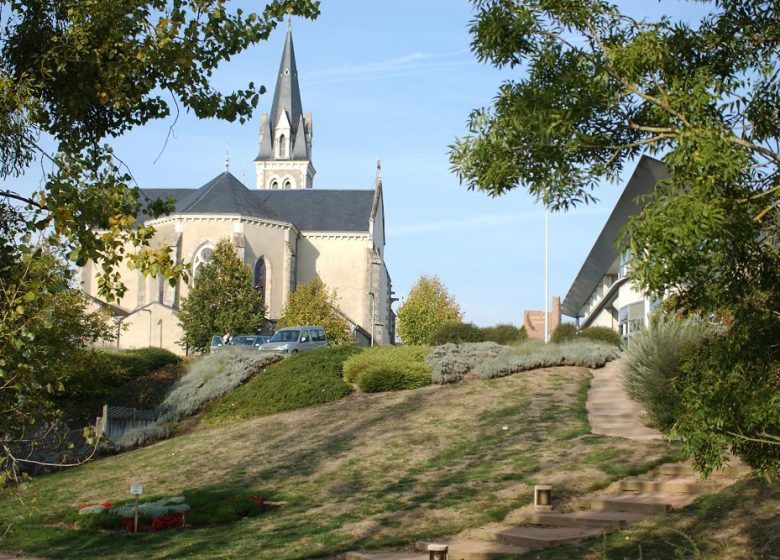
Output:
[
  {"xmin": 428, "ymin": 543, "xmax": 448, "ymax": 560},
  {"xmin": 534, "ymin": 485, "xmax": 553, "ymax": 511}
]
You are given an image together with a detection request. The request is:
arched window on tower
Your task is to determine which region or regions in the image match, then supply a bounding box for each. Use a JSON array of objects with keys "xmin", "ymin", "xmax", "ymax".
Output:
[
  {"xmin": 270, "ymin": 179, "xmax": 279, "ymax": 189},
  {"xmin": 283, "ymin": 179, "xmax": 292, "ymax": 189},
  {"xmin": 279, "ymin": 134, "xmax": 287, "ymax": 158},
  {"xmin": 192, "ymin": 244, "xmax": 214, "ymax": 282},
  {"xmin": 254, "ymin": 257, "xmax": 266, "ymax": 300}
]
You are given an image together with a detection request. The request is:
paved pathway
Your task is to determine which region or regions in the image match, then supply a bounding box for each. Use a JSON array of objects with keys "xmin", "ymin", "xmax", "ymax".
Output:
[{"xmin": 586, "ymin": 358, "xmax": 662, "ymax": 441}]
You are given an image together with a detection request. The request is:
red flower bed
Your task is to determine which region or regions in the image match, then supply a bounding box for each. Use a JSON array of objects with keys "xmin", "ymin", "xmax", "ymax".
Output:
[{"xmin": 150, "ymin": 513, "xmax": 186, "ymax": 532}]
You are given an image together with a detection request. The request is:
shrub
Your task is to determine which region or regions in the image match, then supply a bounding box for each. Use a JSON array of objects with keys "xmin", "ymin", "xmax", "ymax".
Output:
[
  {"xmin": 675, "ymin": 318, "xmax": 780, "ymax": 479},
  {"xmin": 429, "ymin": 322, "xmax": 485, "ymax": 345},
  {"xmin": 481, "ymin": 323, "xmax": 527, "ymax": 345},
  {"xmin": 342, "ymin": 345, "xmax": 431, "ymax": 385},
  {"xmin": 550, "ymin": 323, "xmax": 577, "ymax": 343},
  {"xmin": 622, "ymin": 313, "xmax": 712, "ymax": 431},
  {"xmin": 101, "ymin": 348, "xmax": 180, "ymax": 377},
  {"xmin": 158, "ymin": 348, "xmax": 282, "ymax": 422},
  {"xmin": 355, "ymin": 362, "xmax": 432, "ymax": 392},
  {"xmin": 426, "ymin": 342, "xmax": 510, "ymax": 384},
  {"xmin": 579, "ymin": 326, "xmax": 622, "ymax": 347},
  {"xmin": 474, "ymin": 339, "xmax": 619, "ymax": 379},
  {"xmin": 200, "ymin": 346, "xmax": 360, "ymax": 426}
]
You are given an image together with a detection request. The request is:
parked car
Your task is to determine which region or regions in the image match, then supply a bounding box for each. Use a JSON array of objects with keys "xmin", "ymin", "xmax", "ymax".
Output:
[
  {"xmin": 209, "ymin": 335, "xmax": 224, "ymax": 352},
  {"xmin": 260, "ymin": 326, "xmax": 327, "ymax": 354},
  {"xmin": 230, "ymin": 335, "xmax": 259, "ymax": 347}
]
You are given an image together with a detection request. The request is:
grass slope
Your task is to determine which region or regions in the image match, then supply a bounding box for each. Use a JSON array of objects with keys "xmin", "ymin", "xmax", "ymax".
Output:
[
  {"xmin": 200, "ymin": 345, "xmax": 361, "ymax": 426},
  {"xmin": 0, "ymin": 367, "xmax": 680, "ymax": 559}
]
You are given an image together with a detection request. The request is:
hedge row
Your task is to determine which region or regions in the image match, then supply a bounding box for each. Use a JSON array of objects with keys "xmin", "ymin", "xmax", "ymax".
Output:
[{"xmin": 429, "ymin": 322, "xmax": 527, "ymax": 346}]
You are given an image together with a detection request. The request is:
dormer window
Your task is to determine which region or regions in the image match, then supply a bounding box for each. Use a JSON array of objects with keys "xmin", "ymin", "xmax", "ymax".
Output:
[{"xmin": 278, "ymin": 134, "xmax": 287, "ymax": 158}]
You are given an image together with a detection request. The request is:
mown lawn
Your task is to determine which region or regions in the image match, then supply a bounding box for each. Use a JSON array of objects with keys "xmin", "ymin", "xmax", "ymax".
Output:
[{"xmin": 0, "ymin": 367, "xmax": 680, "ymax": 559}]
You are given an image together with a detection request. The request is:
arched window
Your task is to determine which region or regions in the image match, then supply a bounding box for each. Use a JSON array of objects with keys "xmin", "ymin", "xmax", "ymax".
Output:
[
  {"xmin": 270, "ymin": 179, "xmax": 279, "ymax": 189},
  {"xmin": 283, "ymin": 179, "xmax": 292, "ymax": 189},
  {"xmin": 279, "ymin": 134, "xmax": 287, "ymax": 158},
  {"xmin": 192, "ymin": 244, "xmax": 213, "ymax": 280},
  {"xmin": 254, "ymin": 257, "xmax": 266, "ymax": 299}
]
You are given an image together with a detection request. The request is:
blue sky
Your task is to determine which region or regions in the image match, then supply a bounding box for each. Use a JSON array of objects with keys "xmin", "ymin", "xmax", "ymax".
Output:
[{"xmin": 14, "ymin": 0, "xmax": 708, "ymax": 326}]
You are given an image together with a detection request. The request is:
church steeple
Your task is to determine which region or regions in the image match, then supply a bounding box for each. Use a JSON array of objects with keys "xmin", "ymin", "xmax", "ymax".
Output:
[{"xmin": 255, "ymin": 21, "xmax": 315, "ymax": 190}]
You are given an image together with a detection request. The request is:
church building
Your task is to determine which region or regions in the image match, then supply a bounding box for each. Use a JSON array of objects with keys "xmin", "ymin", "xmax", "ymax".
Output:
[{"xmin": 80, "ymin": 25, "xmax": 395, "ymax": 352}]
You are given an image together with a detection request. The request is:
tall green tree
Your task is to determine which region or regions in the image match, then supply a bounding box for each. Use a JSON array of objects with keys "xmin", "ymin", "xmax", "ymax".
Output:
[
  {"xmin": 178, "ymin": 239, "xmax": 264, "ymax": 352},
  {"xmin": 0, "ymin": 0, "xmax": 319, "ymax": 479},
  {"xmin": 277, "ymin": 277, "xmax": 351, "ymax": 345},
  {"xmin": 397, "ymin": 275, "xmax": 462, "ymax": 345},
  {"xmin": 450, "ymin": 0, "xmax": 779, "ymax": 477},
  {"xmin": 1, "ymin": 222, "xmax": 115, "ymax": 481}
]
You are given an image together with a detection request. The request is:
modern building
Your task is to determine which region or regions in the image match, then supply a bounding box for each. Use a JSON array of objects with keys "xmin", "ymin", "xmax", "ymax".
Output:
[
  {"xmin": 561, "ymin": 156, "xmax": 669, "ymax": 338},
  {"xmin": 80, "ymin": 24, "xmax": 395, "ymax": 352}
]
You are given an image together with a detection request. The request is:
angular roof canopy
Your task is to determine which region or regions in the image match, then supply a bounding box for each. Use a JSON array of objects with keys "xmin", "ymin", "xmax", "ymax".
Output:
[
  {"xmin": 561, "ymin": 156, "xmax": 669, "ymax": 318},
  {"xmin": 140, "ymin": 172, "xmax": 375, "ymax": 233}
]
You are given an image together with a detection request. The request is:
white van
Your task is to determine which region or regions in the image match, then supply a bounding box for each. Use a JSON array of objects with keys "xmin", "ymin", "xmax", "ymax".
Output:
[{"xmin": 260, "ymin": 326, "xmax": 328, "ymax": 354}]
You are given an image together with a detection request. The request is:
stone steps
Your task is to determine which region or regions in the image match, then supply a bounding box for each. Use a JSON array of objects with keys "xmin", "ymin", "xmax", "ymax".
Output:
[
  {"xmin": 657, "ymin": 462, "xmax": 752, "ymax": 479},
  {"xmin": 620, "ymin": 477, "xmax": 725, "ymax": 494},
  {"xmin": 470, "ymin": 526, "xmax": 605, "ymax": 548},
  {"xmin": 529, "ymin": 510, "xmax": 649, "ymax": 531},
  {"xmin": 416, "ymin": 539, "xmax": 530, "ymax": 560},
  {"xmin": 344, "ymin": 359, "xmax": 746, "ymax": 560},
  {"xmin": 581, "ymin": 492, "xmax": 698, "ymax": 513}
]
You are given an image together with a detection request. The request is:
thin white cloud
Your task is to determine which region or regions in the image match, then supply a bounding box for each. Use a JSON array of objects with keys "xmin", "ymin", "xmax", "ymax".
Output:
[
  {"xmin": 304, "ymin": 49, "xmax": 471, "ymax": 84},
  {"xmin": 388, "ymin": 206, "xmax": 609, "ymax": 236}
]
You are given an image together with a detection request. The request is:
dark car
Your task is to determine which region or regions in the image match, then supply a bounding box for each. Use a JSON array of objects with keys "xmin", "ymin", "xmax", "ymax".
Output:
[{"xmin": 230, "ymin": 335, "xmax": 271, "ymax": 348}]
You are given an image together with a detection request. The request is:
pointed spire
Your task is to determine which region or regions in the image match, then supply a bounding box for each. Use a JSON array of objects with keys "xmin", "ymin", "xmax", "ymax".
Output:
[
  {"xmin": 376, "ymin": 160, "xmax": 382, "ymax": 183},
  {"xmin": 268, "ymin": 22, "xmax": 302, "ymax": 146}
]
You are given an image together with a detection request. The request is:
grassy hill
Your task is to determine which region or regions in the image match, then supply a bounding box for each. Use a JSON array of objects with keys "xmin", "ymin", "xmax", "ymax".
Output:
[{"xmin": 0, "ymin": 365, "xmax": 684, "ymax": 559}]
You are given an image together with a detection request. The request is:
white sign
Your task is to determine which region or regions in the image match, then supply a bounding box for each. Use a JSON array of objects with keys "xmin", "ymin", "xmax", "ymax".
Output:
[{"xmin": 130, "ymin": 485, "xmax": 143, "ymax": 496}]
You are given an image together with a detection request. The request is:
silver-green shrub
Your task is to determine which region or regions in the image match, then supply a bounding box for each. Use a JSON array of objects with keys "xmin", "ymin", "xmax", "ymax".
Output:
[
  {"xmin": 426, "ymin": 342, "xmax": 510, "ymax": 384},
  {"xmin": 623, "ymin": 313, "xmax": 713, "ymax": 430},
  {"xmin": 114, "ymin": 348, "xmax": 281, "ymax": 449},
  {"xmin": 158, "ymin": 348, "xmax": 282, "ymax": 422},
  {"xmin": 473, "ymin": 339, "xmax": 619, "ymax": 379}
]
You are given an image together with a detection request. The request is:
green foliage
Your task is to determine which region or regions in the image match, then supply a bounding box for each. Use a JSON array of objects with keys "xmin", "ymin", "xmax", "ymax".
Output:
[
  {"xmin": 450, "ymin": 0, "xmax": 780, "ymax": 476},
  {"xmin": 277, "ymin": 276, "xmax": 351, "ymax": 345},
  {"xmin": 0, "ymin": 0, "xmax": 320, "ymax": 479},
  {"xmin": 397, "ymin": 275, "xmax": 462, "ymax": 345},
  {"xmin": 474, "ymin": 340, "xmax": 619, "ymax": 380},
  {"xmin": 355, "ymin": 362, "xmax": 431, "ymax": 393},
  {"xmin": 623, "ymin": 314, "xmax": 713, "ymax": 432},
  {"xmin": 0, "ymin": 242, "xmax": 115, "ymax": 478},
  {"xmin": 201, "ymin": 346, "xmax": 360, "ymax": 425},
  {"xmin": 481, "ymin": 323, "xmax": 527, "ymax": 345},
  {"xmin": 550, "ymin": 323, "xmax": 577, "ymax": 344},
  {"xmin": 342, "ymin": 345, "xmax": 431, "ymax": 385},
  {"xmin": 158, "ymin": 348, "xmax": 281, "ymax": 423},
  {"xmin": 426, "ymin": 341, "xmax": 509, "ymax": 384},
  {"xmin": 178, "ymin": 238, "xmax": 265, "ymax": 353},
  {"xmin": 579, "ymin": 326, "xmax": 622, "ymax": 348},
  {"xmin": 99, "ymin": 348, "xmax": 180, "ymax": 378},
  {"xmin": 429, "ymin": 322, "xmax": 485, "ymax": 345},
  {"xmin": 342, "ymin": 345, "xmax": 432, "ymax": 392},
  {"xmin": 676, "ymin": 316, "xmax": 780, "ymax": 480}
]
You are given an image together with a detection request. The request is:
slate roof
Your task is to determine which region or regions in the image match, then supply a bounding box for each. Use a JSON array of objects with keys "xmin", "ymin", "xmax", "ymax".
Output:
[
  {"xmin": 255, "ymin": 189, "xmax": 375, "ymax": 231},
  {"xmin": 561, "ymin": 156, "xmax": 669, "ymax": 318},
  {"xmin": 139, "ymin": 172, "xmax": 375, "ymax": 233}
]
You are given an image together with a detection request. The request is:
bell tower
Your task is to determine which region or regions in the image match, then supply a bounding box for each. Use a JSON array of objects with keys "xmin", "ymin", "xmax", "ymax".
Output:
[{"xmin": 255, "ymin": 21, "xmax": 315, "ymax": 189}]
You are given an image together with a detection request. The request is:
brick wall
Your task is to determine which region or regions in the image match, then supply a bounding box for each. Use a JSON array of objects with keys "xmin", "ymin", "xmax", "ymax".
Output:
[{"xmin": 523, "ymin": 297, "xmax": 561, "ymax": 340}]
